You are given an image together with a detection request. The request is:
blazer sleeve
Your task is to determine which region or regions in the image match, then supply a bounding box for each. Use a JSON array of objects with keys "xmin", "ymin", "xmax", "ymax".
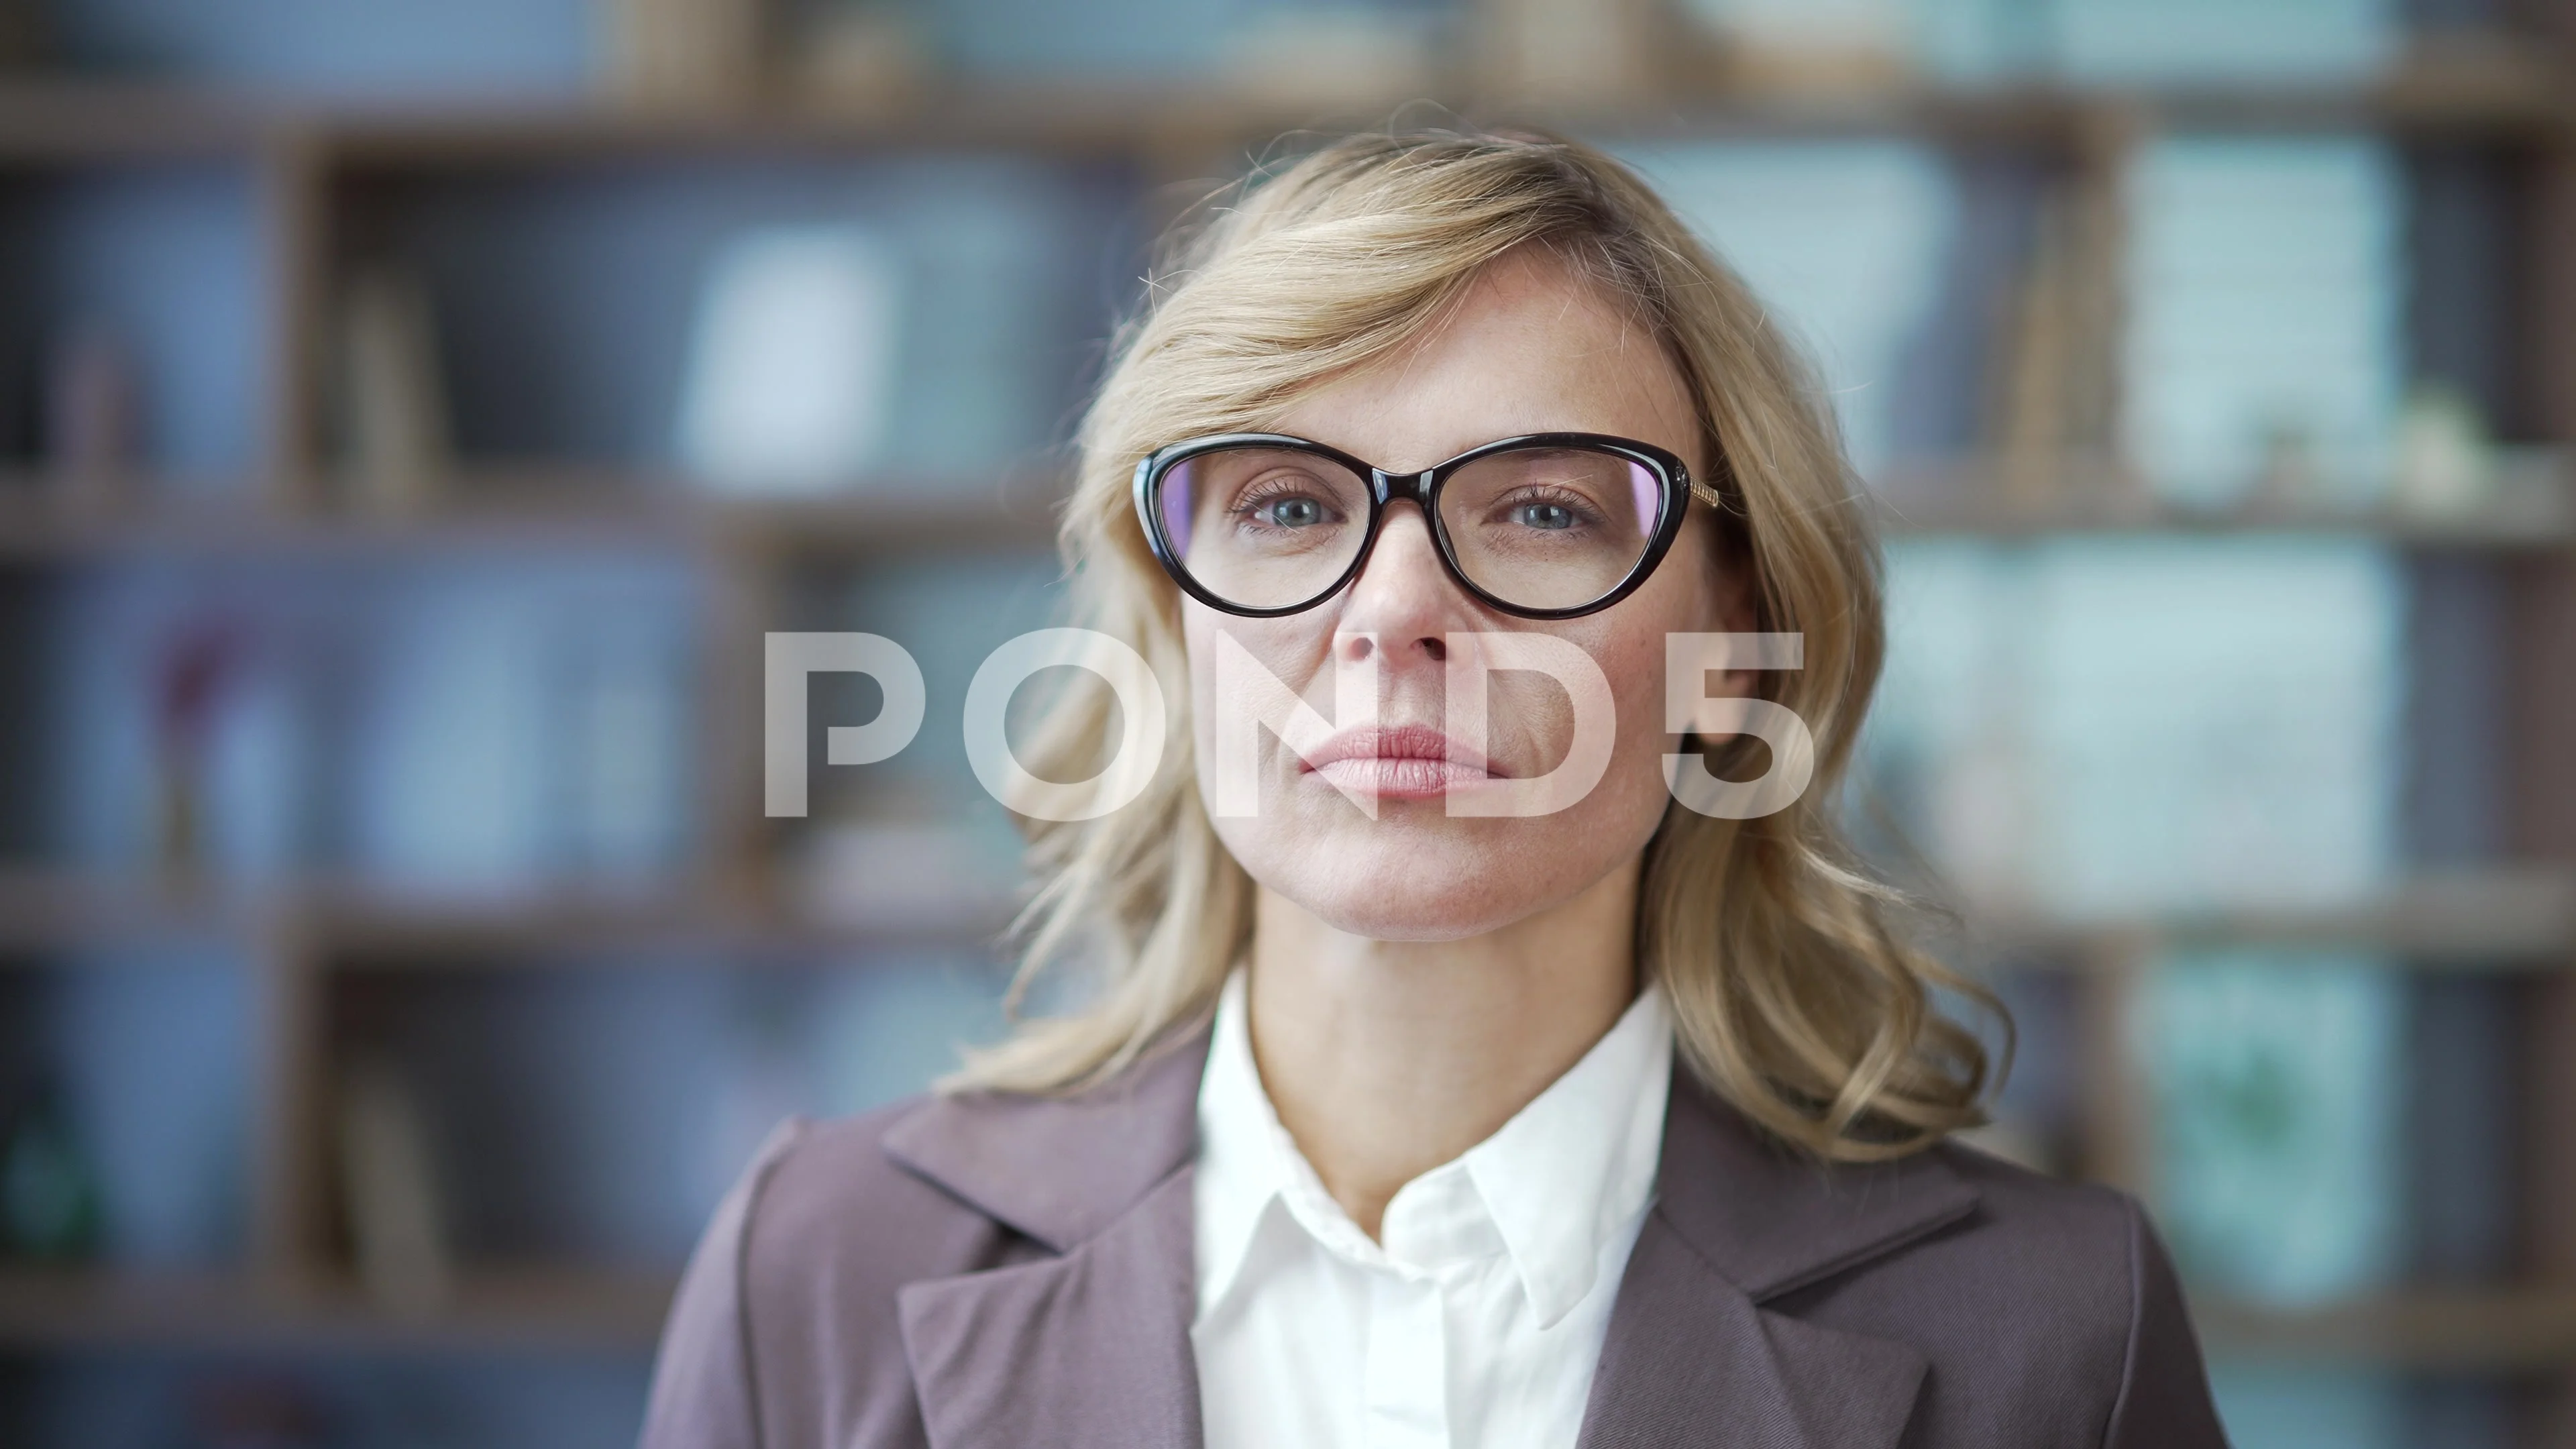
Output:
[
  {"xmin": 639, "ymin": 1118, "xmax": 808, "ymax": 1449},
  {"xmin": 2100, "ymin": 1194, "xmax": 2232, "ymax": 1448}
]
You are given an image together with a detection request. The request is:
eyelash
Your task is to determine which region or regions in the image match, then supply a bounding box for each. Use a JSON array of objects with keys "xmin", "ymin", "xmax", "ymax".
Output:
[
  {"xmin": 1492, "ymin": 482, "xmax": 1603, "ymax": 526},
  {"xmin": 1223, "ymin": 475, "xmax": 1603, "ymax": 528},
  {"xmin": 1228, "ymin": 474, "xmax": 1334, "ymax": 520}
]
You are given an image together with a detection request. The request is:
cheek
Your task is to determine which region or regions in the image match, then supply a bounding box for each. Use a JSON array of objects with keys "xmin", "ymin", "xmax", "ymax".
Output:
[
  {"xmin": 1563, "ymin": 574, "xmax": 1722, "ymax": 816},
  {"xmin": 1570, "ymin": 609, "xmax": 1691, "ymax": 755},
  {"xmin": 1181, "ymin": 605, "xmax": 1334, "ymax": 769},
  {"xmin": 1593, "ymin": 629, "xmax": 1681, "ymax": 812}
]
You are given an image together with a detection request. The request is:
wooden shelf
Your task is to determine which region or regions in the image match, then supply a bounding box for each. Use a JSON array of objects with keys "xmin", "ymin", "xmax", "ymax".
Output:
[
  {"xmin": 0, "ymin": 81, "xmax": 278, "ymax": 164},
  {"xmin": 0, "ymin": 871, "xmax": 1020, "ymax": 963},
  {"xmin": 0, "ymin": 868, "xmax": 265, "ymax": 954},
  {"xmin": 0, "ymin": 1266, "xmax": 673, "ymax": 1354},
  {"xmin": 1874, "ymin": 452, "xmax": 2576, "ymax": 548},
  {"xmin": 305, "ymin": 881, "xmax": 1020, "ymax": 965},
  {"xmin": 1961, "ymin": 871, "xmax": 2576, "ymax": 970},
  {"xmin": 5, "ymin": 459, "xmax": 2570, "ymax": 564},
  {"xmin": 0, "ymin": 471, "xmax": 1065, "ymax": 562},
  {"xmin": 0, "ymin": 46, "xmax": 2567, "ymax": 170},
  {"xmin": 7, "ymin": 867, "xmax": 2565, "ymax": 969},
  {"xmin": 0, "ymin": 19, "xmax": 2569, "ymax": 1431},
  {"xmin": 2198, "ymin": 1288, "xmax": 2576, "ymax": 1372},
  {"xmin": 7, "ymin": 1269, "xmax": 2574, "ymax": 1369}
]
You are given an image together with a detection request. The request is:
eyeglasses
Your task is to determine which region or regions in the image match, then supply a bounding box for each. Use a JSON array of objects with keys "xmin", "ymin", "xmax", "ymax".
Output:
[{"xmin": 1132, "ymin": 432, "xmax": 1693, "ymax": 619}]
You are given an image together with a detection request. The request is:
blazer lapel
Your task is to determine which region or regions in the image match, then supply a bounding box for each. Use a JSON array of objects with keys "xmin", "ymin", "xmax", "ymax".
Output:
[
  {"xmin": 899, "ymin": 1165, "xmax": 1203, "ymax": 1449},
  {"xmin": 1578, "ymin": 1072, "xmax": 1980, "ymax": 1449},
  {"xmin": 1576, "ymin": 1212, "xmax": 1929, "ymax": 1449},
  {"xmin": 880, "ymin": 1022, "xmax": 1979, "ymax": 1449},
  {"xmin": 884, "ymin": 1030, "xmax": 1214, "ymax": 1449}
]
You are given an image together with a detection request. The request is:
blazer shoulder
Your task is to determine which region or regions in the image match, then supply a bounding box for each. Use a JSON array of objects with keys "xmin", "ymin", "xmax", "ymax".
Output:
[
  {"xmin": 1930, "ymin": 1138, "xmax": 2137, "ymax": 1246},
  {"xmin": 740, "ymin": 1093, "xmax": 1032, "ymax": 1309},
  {"xmin": 1904, "ymin": 1139, "xmax": 2144, "ymax": 1342},
  {"xmin": 641, "ymin": 1094, "xmax": 1032, "ymax": 1449},
  {"xmin": 1870, "ymin": 1141, "xmax": 2228, "ymax": 1448}
]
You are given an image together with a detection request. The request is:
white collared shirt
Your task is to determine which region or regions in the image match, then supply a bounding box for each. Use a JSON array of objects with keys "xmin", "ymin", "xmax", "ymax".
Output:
[{"xmin": 1190, "ymin": 969, "xmax": 1673, "ymax": 1449}]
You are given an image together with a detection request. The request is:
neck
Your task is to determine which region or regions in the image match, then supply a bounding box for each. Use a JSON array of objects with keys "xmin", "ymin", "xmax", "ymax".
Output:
[{"xmin": 1244, "ymin": 860, "xmax": 1642, "ymax": 1240}]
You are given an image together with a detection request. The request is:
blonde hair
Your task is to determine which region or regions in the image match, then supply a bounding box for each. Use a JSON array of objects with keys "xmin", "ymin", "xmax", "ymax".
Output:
[{"xmin": 951, "ymin": 127, "xmax": 2000, "ymax": 1161}]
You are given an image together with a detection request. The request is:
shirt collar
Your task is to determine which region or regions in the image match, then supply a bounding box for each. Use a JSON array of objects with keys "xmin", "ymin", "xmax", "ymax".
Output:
[
  {"xmin": 1191, "ymin": 967, "xmax": 1673, "ymax": 1330},
  {"xmin": 1459, "ymin": 981, "xmax": 1670, "ymax": 1326},
  {"xmin": 1192, "ymin": 969, "xmax": 1295, "ymax": 1317}
]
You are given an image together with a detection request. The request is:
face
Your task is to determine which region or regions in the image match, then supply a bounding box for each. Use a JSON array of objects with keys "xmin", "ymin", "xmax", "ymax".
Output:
[{"xmin": 1180, "ymin": 249, "xmax": 1752, "ymax": 941}]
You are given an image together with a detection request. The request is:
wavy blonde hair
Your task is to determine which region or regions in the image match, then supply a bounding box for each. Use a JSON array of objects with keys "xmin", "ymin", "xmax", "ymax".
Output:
[{"xmin": 950, "ymin": 127, "xmax": 2000, "ymax": 1161}]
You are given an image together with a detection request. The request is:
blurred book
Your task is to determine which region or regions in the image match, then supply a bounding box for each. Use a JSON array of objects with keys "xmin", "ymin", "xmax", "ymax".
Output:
[
  {"xmin": 2019, "ymin": 539, "xmax": 2402, "ymax": 914},
  {"xmin": 1869, "ymin": 537, "xmax": 2404, "ymax": 920},
  {"xmin": 42, "ymin": 321, "xmax": 142, "ymax": 514},
  {"xmin": 871, "ymin": 160, "xmax": 1100, "ymax": 481},
  {"xmin": 1480, "ymin": 0, "xmax": 1663, "ymax": 99},
  {"xmin": 551, "ymin": 612, "xmax": 690, "ymax": 888},
  {"xmin": 600, "ymin": 0, "xmax": 763, "ymax": 109},
  {"xmin": 1677, "ymin": 0, "xmax": 1913, "ymax": 87},
  {"xmin": 2121, "ymin": 138, "xmax": 2404, "ymax": 510},
  {"xmin": 337, "ymin": 1056, "xmax": 453, "ymax": 1316},
  {"xmin": 2138, "ymin": 951, "xmax": 2404, "ymax": 1306},
  {"xmin": 337, "ymin": 264, "xmax": 453, "ymax": 518},
  {"xmin": 1803, "ymin": 0, "xmax": 2400, "ymax": 82},
  {"xmin": 794, "ymin": 818, "xmax": 1021, "ymax": 933},
  {"xmin": 2390, "ymin": 380, "xmax": 2500, "ymax": 519},
  {"xmin": 0, "ymin": 1080, "xmax": 103, "ymax": 1263},
  {"xmin": 151, "ymin": 618, "xmax": 248, "ymax": 882},
  {"xmin": 1222, "ymin": 6, "xmax": 1442, "ymax": 103},
  {"xmin": 792, "ymin": 0, "xmax": 928, "ymax": 107},
  {"xmin": 928, "ymin": 0, "xmax": 1236, "ymax": 74},
  {"xmin": 350, "ymin": 562, "xmax": 691, "ymax": 893},
  {"xmin": 2406, "ymin": 977, "xmax": 2515, "ymax": 1283},
  {"xmin": 2207, "ymin": 1366, "xmax": 2404, "ymax": 1449},
  {"xmin": 2050, "ymin": 0, "xmax": 2396, "ymax": 83},
  {"xmin": 42, "ymin": 956, "xmax": 249, "ymax": 1268},
  {"xmin": 1988, "ymin": 176, "xmax": 2121, "ymax": 506},
  {"xmin": 1617, "ymin": 140, "xmax": 1960, "ymax": 481},
  {"xmin": 676, "ymin": 226, "xmax": 905, "ymax": 496},
  {"xmin": 351, "ymin": 572, "xmax": 556, "ymax": 892}
]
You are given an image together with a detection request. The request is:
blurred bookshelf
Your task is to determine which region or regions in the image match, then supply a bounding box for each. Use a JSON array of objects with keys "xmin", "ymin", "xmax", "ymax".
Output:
[
  {"xmin": 0, "ymin": 467, "xmax": 1063, "ymax": 559},
  {"xmin": 0, "ymin": 1265, "xmax": 676, "ymax": 1355},
  {"xmin": 0, "ymin": 0, "xmax": 2572, "ymax": 1446}
]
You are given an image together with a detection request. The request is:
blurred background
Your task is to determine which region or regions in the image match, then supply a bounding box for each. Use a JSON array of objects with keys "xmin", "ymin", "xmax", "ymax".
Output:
[{"xmin": 0, "ymin": 0, "xmax": 2569, "ymax": 1444}]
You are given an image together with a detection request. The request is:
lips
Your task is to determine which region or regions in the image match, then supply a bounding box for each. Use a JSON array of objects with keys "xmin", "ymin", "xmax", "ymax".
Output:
[{"xmin": 1298, "ymin": 724, "xmax": 1505, "ymax": 800}]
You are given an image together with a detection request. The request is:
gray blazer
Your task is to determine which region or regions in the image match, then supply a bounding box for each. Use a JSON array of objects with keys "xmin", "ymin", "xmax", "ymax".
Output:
[{"xmin": 639, "ymin": 1026, "xmax": 2230, "ymax": 1448}]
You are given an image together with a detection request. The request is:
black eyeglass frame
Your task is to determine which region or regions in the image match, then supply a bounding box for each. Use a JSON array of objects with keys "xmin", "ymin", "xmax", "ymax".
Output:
[{"xmin": 1131, "ymin": 431, "xmax": 1695, "ymax": 621}]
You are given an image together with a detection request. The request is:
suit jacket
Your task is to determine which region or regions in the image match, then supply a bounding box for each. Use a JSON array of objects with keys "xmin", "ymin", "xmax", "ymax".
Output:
[{"xmin": 638, "ymin": 1026, "xmax": 2231, "ymax": 1448}]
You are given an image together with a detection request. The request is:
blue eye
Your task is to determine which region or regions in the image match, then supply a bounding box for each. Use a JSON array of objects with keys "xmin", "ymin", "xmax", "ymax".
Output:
[
  {"xmin": 1512, "ymin": 502, "xmax": 1575, "ymax": 530},
  {"xmin": 1265, "ymin": 498, "xmax": 1326, "ymax": 527}
]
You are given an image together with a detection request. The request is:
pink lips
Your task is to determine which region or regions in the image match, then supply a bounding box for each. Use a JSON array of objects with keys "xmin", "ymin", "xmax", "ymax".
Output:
[{"xmin": 1299, "ymin": 724, "xmax": 1503, "ymax": 800}]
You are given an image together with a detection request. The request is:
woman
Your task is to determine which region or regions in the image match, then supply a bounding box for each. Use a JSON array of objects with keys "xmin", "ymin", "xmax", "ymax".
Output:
[{"xmin": 641, "ymin": 129, "xmax": 2228, "ymax": 1449}]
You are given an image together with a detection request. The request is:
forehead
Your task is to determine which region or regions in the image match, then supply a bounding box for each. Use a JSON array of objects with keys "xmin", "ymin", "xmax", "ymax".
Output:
[{"xmin": 1266, "ymin": 248, "xmax": 1704, "ymax": 478}]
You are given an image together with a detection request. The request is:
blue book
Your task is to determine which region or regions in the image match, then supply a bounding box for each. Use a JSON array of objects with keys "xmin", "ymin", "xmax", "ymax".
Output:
[
  {"xmin": 2123, "ymin": 138, "xmax": 2404, "ymax": 508},
  {"xmin": 2140, "ymin": 949, "xmax": 2406, "ymax": 1305},
  {"xmin": 1871, "ymin": 536, "xmax": 2404, "ymax": 920},
  {"xmin": 1614, "ymin": 141, "xmax": 1960, "ymax": 482}
]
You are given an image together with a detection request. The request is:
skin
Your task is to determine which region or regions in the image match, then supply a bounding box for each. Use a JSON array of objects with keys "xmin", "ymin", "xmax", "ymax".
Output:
[{"xmin": 1181, "ymin": 248, "xmax": 1757, "ymax": 1238}]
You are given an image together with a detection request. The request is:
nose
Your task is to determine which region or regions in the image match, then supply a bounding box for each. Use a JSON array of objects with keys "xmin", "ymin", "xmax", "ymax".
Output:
[{"xmin": 1334, "ymin": 501, "xmax": 1477, "ymax": 669}]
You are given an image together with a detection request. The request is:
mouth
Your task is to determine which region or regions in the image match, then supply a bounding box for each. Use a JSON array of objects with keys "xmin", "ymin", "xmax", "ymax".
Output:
[{"xmin": 1298, "ymin": 724, "xmax": 1508, "ymax": 801}]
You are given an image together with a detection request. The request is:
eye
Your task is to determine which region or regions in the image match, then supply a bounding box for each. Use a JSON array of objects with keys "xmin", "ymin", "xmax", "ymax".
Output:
[
  {"xmin": 1263, "ymin": 496, "xmax": 1327, "ymax": 528},
  {"xmin": 1511, "ymin": 501, "xmax": 1576, "ymax": 531}
]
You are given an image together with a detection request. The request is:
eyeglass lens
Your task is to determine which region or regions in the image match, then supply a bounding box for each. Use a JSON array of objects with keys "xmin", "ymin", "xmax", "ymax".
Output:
[{"xmin": 1159, "ymin": 444, "xmax": 1663, "ymax": 613}]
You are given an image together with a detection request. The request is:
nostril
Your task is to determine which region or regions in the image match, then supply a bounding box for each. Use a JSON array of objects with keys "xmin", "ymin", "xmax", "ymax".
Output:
[
  {"xmin": 1340, "ymin": 633, "xmax": 1376, "ymax": 663},
  {"xmin": 1421, "ymin": 635, "xmax": 1447, "ymax": 663}
]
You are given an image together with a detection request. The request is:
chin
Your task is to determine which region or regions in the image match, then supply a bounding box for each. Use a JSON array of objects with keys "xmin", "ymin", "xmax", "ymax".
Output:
[{"xmin": 1220, "ymin": 807, "xmax": 1607, "ymax": 942}]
